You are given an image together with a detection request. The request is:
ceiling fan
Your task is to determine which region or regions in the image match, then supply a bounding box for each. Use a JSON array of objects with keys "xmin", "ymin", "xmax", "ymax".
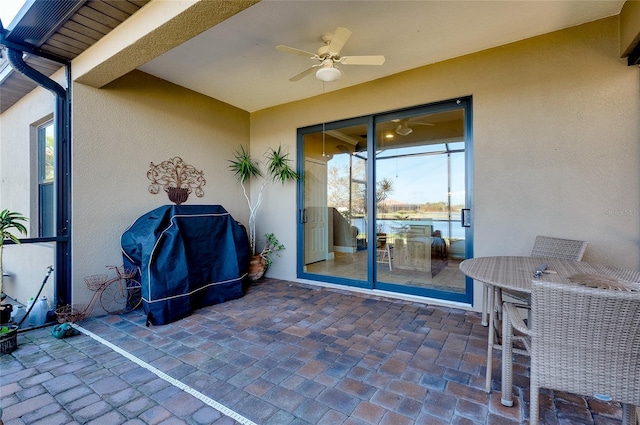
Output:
[
  {"xmin": 276, "ymin": 27, "xmax": 385, "ymax": 83},
  {"xmin": 394, "ymin": 119, "xmax": 434, "ymax": 136}
]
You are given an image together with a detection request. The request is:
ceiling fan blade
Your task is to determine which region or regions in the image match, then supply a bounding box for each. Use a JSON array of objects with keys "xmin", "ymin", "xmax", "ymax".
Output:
[
  {"xmin": 412, "ymin": 122, "xmax": 435, "ymax": 126},
  {"xmin": 276, "ymin": 45, "xmax": 317, "ymax": 58},
  {"xmin": 289, "ymin": 65, "xmax": 318, "ymax": 82},
  {"xmin": 327, "ymin": 27, "xmax": 351, "ymax": 55},
  {"xmin": 340, "ymin": 55, "xmax": 385, "ymax": 66}
]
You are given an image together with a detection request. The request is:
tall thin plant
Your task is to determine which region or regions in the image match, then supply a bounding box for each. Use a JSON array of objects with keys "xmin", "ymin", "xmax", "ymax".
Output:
[
  {"xmin": 0, "ymin": 210, "xmax": 28, "ymax": 299},
  {"xmin": 229, "ymin": 145, "xmax": 299, "ymax": 255}
]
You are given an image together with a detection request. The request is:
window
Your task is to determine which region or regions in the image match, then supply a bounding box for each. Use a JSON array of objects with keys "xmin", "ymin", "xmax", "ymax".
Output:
[{"xmin": 37, "ymin": 120, "xmax": 54, "ymax": 237}]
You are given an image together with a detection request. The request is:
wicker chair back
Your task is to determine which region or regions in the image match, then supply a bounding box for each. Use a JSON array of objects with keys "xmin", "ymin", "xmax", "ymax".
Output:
[
  {"xmin": 530, "ymin": 235, "xmax": 588, "ymax": 261},
  {"xmin": 529, "ymin": 279, "xmax": 640, "ymax": 424}
]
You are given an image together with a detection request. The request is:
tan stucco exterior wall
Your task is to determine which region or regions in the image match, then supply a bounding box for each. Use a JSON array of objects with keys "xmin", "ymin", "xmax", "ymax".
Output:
[
  {"xmin": 0, "ymin": 73, "xmax": 64, "ymax": 305},
  {"xmin": 71, "ymin": 70, "xmax": 250, "ymax": 307},
  {"xmin": 251, "ymin": 16, "xmax": 640, "ymax": 308}
]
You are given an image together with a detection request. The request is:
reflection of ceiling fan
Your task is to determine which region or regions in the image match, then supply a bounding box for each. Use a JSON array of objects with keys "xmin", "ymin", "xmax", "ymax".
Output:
[
  {"xmin": 276, "ymin": 27, "xmax": 385, "ymax": 82},
  {"xmin": 394, "ymin": 119, "xmax": 434, "ymax": 136}
]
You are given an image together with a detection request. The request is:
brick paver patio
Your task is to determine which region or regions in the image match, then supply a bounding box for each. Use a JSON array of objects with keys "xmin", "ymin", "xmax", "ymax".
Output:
[{"xmin": 0, "ymin": 279, "xmax": 632, "ymax": 424}]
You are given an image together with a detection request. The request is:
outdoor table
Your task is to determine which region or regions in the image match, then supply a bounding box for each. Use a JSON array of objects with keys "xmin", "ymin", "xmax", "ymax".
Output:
[{"xmin": 459, "ymin": 256, "xmax": 640, "ymax": 393}]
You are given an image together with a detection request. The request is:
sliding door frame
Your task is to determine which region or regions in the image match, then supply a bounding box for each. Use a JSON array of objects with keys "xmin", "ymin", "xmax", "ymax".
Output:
[{"xmin": 296, "ymin": 97, "xmax": 474, "ymax": 304}]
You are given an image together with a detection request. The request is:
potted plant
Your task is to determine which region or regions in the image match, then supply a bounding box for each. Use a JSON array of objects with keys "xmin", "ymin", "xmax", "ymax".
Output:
[
  {"xmin": 0, "ymin": 209, "xmax": 27, "ymax": 354},
  {"xmin": 0, "ymin": 210, "xmax": 28, "ymax": 308},
  {"xmin": 229, "ymin": 145, "xmax": 299, "ymax": 280},
  {"xmin": 248, "ymin": 233, "xmax": 285, "ymax": 280}
]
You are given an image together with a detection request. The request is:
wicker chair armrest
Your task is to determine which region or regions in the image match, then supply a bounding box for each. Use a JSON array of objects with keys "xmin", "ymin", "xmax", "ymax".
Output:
[{"xmin": 503, "ymin": 302, "xmax": 530, "ymax": 335}]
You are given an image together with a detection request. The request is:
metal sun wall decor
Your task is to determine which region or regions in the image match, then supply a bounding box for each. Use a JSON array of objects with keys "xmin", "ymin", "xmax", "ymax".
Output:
[{"xmin": 147, "ymin": 157, "xmax": 206, "ymax": 205}]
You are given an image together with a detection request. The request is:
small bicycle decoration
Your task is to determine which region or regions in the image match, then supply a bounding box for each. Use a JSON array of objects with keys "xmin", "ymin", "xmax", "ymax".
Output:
[{"xmin": 55, "ymin": 265, "xmax": 142, "ymax": 323}]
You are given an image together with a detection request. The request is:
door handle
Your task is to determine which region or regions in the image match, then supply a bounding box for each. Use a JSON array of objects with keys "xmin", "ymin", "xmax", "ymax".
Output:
[{"xmin": 461, "ymin": 208, "xmax": 471, "ymax": 227}]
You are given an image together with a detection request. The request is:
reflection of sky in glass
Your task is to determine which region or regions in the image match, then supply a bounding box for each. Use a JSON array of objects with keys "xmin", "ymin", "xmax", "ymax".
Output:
[
  {"xmin": 0, "ymin": 0, "xmax": 27, "ymax": 25},
  {"xmin": 331, "ymin": 155, "xmax": 349, "ymax": 168},
  {"xmin": 377, "ymin": 153, "xmax": 465, "ymax": 205},
  {"xmin": 329, "ymin": 146, "xmax": 465, "ymax": 205}
]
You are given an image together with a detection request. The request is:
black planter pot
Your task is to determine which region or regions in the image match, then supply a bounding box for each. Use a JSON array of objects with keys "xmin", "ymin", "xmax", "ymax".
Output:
[
  {"xmin": 0, "ymin": 324, "xmax": 18, "ymax": 354},
  {"xmin": 0, "ymin": 303, "xmax": 13, "ymax": 324}
]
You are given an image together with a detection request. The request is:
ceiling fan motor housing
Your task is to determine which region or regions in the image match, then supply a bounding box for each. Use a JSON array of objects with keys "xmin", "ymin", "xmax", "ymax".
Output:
[{"xmin": 318, "ymin": 45, "xmax": 337, "ymax": 58}]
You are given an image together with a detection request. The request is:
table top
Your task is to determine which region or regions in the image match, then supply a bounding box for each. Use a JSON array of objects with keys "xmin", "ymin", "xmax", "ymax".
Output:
[{"xmin": 459, "ymin": 256, "xmax": 640, "ymax": 293}]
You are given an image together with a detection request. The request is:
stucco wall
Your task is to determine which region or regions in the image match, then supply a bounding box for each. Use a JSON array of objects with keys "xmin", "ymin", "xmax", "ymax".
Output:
[
  {"xmin": 0, "ymin": 73, "xmax": 64, "ymax": 305},
  {"xmin": 71, "ymin": 70, "xmax": 250, "ymax": 307},
  {"xmin": 2, "ymin": 244, "xmax": 55, "ymax": 308},
  {"xmin": 0, "ymin": 78, "xmax": 58, "ymax": 234},
  {"xmin": 251, "ymin": 17, "xmax": 640, "ymax": 308}
]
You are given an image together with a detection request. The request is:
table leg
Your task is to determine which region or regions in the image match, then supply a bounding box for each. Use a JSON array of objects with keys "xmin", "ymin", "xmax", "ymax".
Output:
[
  {"xmin": 485, "ymin": 284, "xmax": 495, "ymax": 393},
  {"xmin": 481, "ymin": 283, "xmax": 489, "ymax": 326},
  {"xmin": 501, "ymin": 302, "xmax": 514, "ymax": 407}
]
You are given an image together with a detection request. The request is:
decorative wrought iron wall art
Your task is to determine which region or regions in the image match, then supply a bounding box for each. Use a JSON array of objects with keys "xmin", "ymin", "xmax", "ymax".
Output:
[{"xmin": 147, "ymin": 157, "xmax": 206, "ymax": 205}]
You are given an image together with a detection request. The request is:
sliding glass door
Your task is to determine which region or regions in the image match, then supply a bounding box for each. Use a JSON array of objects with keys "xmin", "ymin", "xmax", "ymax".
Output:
[
  {"xmin": 300, "ymin": 119, "xmax": 371, "ymax": 287},
  {"xmin": 298, "ymin": 98, "xmax": 473, "ymax": 302}
]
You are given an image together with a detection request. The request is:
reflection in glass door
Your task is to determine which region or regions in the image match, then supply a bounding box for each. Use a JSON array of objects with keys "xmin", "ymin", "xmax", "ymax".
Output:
[
  {"xmin": 299, "ymin": 98, "xmax": 472, "ymax": 302},
  {"xmin": 374, "ymin": 108, "xmax": 469, "ymax": 297},
  {"xmin": 301, "ymin": 121, "xmax": 371, "ymax": 287}
]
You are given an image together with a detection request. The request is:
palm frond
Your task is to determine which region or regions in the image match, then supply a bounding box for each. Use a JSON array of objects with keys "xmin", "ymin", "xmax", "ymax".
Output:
[
  {"xmin": 228, "ymin": 146, "xmax": 262, "ymax": 183},
  {"xmin": 265, "ymin": 146, "xmax": 299, "ymax": 184},
  {"xmin": 0, "ymin": 209, "xmax": 28, "ymax": 244}
]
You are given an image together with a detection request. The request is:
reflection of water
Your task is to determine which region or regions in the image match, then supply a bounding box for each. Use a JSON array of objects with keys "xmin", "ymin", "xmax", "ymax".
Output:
[{"xmin": 353, "ymin": 218, "xmax": 466, "ymax": 240}]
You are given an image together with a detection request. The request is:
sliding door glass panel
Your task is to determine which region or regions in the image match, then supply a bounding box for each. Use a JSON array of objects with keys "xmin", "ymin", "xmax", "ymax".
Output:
[
  {"xmin": 301, "ymin": 122, "xmax": 370, "ymax": 285},
  {"xmin": 298, "ymin": 99, "xmax": 472, "ymax": 302},
  {"xmin": 374, "ymin": 109, "xmax": 468, "ymax": 294}
]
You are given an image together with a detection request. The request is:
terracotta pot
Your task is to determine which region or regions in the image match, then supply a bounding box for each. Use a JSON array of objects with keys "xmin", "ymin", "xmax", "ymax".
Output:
[
  {"xmin": 248, "ymin": 255, "xmax": 267, "ymax": 281},
  {"xmin": 166, "ymin": 187, "xmax": 190, "ymax": 205}
]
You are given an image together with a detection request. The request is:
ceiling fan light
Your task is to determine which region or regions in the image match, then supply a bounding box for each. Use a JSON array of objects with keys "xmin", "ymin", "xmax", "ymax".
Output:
[
  {"xmin": 396, "ymin": 125, "xmax": 412, "ymax": 136},
  {"xmin": 316, "ymin": 66, "xmax": 341, "ymax": 82}
]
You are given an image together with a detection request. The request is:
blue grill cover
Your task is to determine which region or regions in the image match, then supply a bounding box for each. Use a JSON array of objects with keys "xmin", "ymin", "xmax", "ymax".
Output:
[{"xmin": 121, "ymin": 205, "xmax": 250, "ymax": 325}]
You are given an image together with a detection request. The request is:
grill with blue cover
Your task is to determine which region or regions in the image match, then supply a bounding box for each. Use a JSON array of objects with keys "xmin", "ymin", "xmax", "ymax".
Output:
[{"xmin": 121, "ymin": 205, "xmax": 250, "ymax": 325}]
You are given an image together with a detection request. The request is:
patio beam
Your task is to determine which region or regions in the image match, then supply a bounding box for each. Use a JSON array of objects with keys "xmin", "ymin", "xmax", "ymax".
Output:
[{"xmin": 73, "ymin": 0, "xmax": 260, "ymax": 88}]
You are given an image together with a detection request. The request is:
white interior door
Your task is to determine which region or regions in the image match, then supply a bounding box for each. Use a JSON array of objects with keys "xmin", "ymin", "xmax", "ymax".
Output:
[{"xmin": 304, "ymin": 158, "xmax": 328, "ymax": 264}]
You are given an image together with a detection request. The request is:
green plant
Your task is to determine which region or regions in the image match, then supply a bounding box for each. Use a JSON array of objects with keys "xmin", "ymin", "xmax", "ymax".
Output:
[
  {"xmin": 0, "ymin": 210, "xmax": 28, "ymax": 299},
  {"xmin": 229, "ymin": 145, "xmax": 299, "ymax": 255},
  {"xmin": 258, "ymin": 233, "xmax": 285, "ymax": 267}
]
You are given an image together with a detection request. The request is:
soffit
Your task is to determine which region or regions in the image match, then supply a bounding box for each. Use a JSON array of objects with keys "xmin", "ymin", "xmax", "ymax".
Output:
[{"xmin": 0, "ymin": 0, "xmax": 149, "ymax": 113}]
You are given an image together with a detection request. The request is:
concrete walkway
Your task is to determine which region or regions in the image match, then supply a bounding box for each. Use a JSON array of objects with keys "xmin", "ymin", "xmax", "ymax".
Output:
[{"xmin": 0, "ymin": 279, "xmax": 631, "ymax": 424}]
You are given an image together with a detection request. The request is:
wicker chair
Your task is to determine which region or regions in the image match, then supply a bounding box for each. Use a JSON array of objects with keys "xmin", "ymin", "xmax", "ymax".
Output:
[
  {"xmin": 502, "ymin": 280, "xmax": 640, "ymax": 424},
  {"xmin": 530, "ymin": 235, "xmax": 589, "ymax": 261},
  {"xmin": 481, "ymin": 235, "xmax": 588, "ymax": 325},
  {"xmin": 486, "ymin": 236, "xmax": 589, "ymax": 401},
  {"xmin": 504, "ymin": 235, "xmax": 589, "ymax": 305}
]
